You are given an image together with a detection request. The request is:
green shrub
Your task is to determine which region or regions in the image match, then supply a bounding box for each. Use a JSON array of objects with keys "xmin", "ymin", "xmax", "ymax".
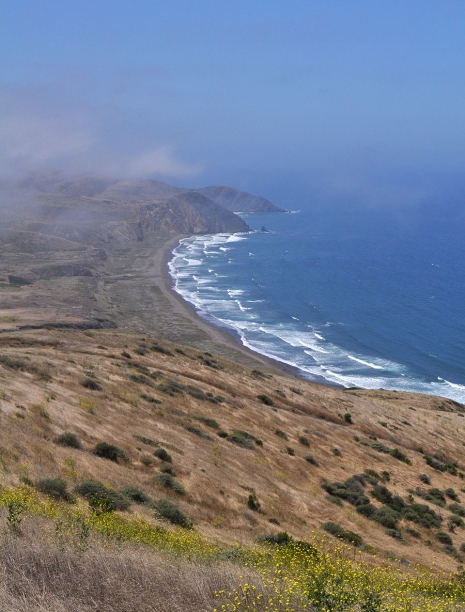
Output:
[
  {"xmin": 140, "ymin": 455, "xmax": 154, "ymax": 466},
  {"xmin": 94, "ymin": 442, "xmax": 128, "ymax": 463},
  {"xmin": 247, "ymin": 493, "xmax": 261, "ymax": 512},
  {"xmin": 74, "ymin": 481, "xmax": 131, "ymax": 511},
  {"xmin": 37, "ymin": 477, "xmax": 73, "ymax": 502},
  {"xmin": 435, "ymin": 532, "xmax": 453, "ymax": 546},
  {"xmin": 419, "ymin": 473, "xmax": 430, "ymax": 484},
  {"xmin": 119, "ymin": 486, "xmax": 151, "ymax": 505},
  {"xmin": 442, "ymin": 545, "xmax": 461, "ymax": 559},
  {"xmin": 81, "ymin": 377, "xmax": 102, "ymax": 391},
  {"xmin": 217, "ymin": 430, "xmax": 228, "ymax": 438},
  {"xmin": 154, "ymin": 498, "xmax": 192, "ymax": 528},
  {"xmin": 332, "ymin": 448, "xmax": 341, "ymax": 456},
  {"xmin": 56, "ymin": 432, "xmax": 82, "ymax": 449},
  {"xmin": 343, "ymin": 413, "xmax": 352, "ymax": 424},
  {"xmin": 371, "ymin": 485, "xmax": 393, "ymax": 505},
  {"xmin": 299, "ymin": 436, "xmax": 310, "ymax": 446},
  {"xmin": 322, "ymin": 522, "xmax": 363, "ymax": 547},
  {"xmin": 286, "ymin": 447, "xmax": 295, "ymax": 456},
  {"xmin": 322, "ymin": 521, "xmax": 345, "ymax": 538},
  {"xmin": 153, "ymin": 448, "xmax": 172, "ymax": 462},
  {"xmin": 460, "ymin": 543, "xmax": 465, "ymax": 554},
  {"xmin": 275, "ymin": 429, "xmax": 288, "ymax": 440},
  {"xmin": 445, "ymin": 488, "xmax": 459, "ymax": 500},
  {"xmin": 257, "ymin": 394, "xmax": 274, "ymax": 406},
  {"xmin": 160, "ymin": 463, "xmax": 176, "ymax": 475},
  {"xmin": 372, "ymin": 507, "xmax": 399, "ymax": 529},
  {"xmin": 305, "ymin": 455, "xmax": 319, "ymax": 466},
  {"xmin": 389, "ymin": 448, "xmax": 411, "ymax": 464},
  {"xmin": 158, "ymin": 380, "xmax": 184, "ymax": 395},
  {"xmin": 194, "ymin": 416, "xmax": 219, "ymax": 429},
  {"xmin": 401, "ymin": 503, "xmax": 442, "ymax": 529},
  {"xmin": 154, "ymin": 472, "xmax": 185, "ymax": 494},
  {"xmin": 184, "ymin": 425, "xmax": 212, "ymax": 440},
  {"xmin": 259, "ymin": 532, "xmax": 292, "ymax": 546},
  {"xmin": 121, "ymin": 351, "xmax": 131, "ymax": 358},
  {"xmin": 227, "ymin": 430, "xmax": 256, "ymax": 449},
  {"xmin": 151, "ymin": 344, "xmax": 174, "ymax": 356},
  {"xmin": 385, "ymin": 529, "xmax": 403, "ymax": 540},
  {"xmin": 449, "ymin": 503, "xmax": 465, "ymax": 517},
  {"xmin": 448, "ymin": 515, "xmax": 464, "ymax": 528},
  {"xmin": 140, "ymin": 393, "xmax": 162, "ymax": 404}
]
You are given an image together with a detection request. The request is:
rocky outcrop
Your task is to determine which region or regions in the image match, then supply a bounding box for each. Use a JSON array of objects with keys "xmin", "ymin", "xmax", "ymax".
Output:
[
  {"xmin": 139, "ymin": 191, "xmax": 250, "ymax": 234},
  {"xmin": 195, "ymin": 186, "xmax": 286, "ymax": 213}
]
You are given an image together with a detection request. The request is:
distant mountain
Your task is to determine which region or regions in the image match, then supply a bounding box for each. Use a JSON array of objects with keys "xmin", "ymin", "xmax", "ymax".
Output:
[
  {"xmin": 195, "ymin": 185, "xmax": 286, "ymax": 213},
  {"xmin": 139, "ymin": 191, "xmax": 249, "ymax": 234}
]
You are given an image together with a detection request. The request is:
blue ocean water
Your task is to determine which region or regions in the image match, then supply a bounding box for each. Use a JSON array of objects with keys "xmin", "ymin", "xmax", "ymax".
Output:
[{"xmin": 169, "ymin": 206, "xmax": 465, "ymax": 403}]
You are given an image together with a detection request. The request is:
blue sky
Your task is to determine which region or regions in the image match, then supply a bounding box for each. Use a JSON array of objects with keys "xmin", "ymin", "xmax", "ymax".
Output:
[{"xmin": 2, "ymin": 1, "xmax": 465, "ymax": 207}]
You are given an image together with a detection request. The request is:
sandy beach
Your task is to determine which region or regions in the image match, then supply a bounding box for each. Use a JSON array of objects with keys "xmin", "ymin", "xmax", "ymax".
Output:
[{"xmin": 155, "ymin": 234, "xmax": 334, "ymax": 384}]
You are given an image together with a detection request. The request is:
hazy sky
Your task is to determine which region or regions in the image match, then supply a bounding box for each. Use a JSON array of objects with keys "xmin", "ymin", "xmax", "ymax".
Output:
[{"xmin": 2, "ymin": 1, "xmax": 465, "ymax": 208}]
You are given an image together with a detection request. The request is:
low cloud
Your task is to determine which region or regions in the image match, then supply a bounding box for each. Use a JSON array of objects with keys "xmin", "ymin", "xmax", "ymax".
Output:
[{"xmin": 0, "ymin": 85, "xmax": 202, "ymax": 181}]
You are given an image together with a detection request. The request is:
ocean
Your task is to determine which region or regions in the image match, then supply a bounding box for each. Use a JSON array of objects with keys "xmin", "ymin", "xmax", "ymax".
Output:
[{"xmin": 169, "ymin": 204, "xmax": 465, "ymax": 403}]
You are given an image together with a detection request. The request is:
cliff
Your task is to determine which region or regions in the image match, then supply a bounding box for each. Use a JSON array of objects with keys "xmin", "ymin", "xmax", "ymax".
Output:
[{"xmin": 195, "ymin": 185, "xmax": 286, "ymax": 213}]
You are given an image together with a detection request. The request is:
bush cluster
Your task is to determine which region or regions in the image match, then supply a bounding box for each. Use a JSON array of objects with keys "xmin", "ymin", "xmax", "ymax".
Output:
[
  {"xmin": 56, "ymin": 432, "xmax": 82, "ymax": 449},
  {"xmin": 322, "ymin": 521, "xmax": 364, "ymax": 547},
  {"xmin": 94, "ymin": 442, "xmax": 128, "ymax": 463},
  {"xmin": 75, "ymin": 480, "xmax": 131, "ymax": 511}
]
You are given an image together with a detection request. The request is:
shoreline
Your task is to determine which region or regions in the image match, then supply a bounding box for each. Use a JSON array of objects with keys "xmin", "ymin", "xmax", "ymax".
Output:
[{"xmin": 157, "ymin": 234, "xmax": 342, "ymax": 386}]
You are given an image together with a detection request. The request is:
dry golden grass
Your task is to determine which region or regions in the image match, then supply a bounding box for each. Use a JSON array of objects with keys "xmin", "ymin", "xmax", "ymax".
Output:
[{"xmin": 0, "ymin": 328, "xmax": 464, "ymax": 572}]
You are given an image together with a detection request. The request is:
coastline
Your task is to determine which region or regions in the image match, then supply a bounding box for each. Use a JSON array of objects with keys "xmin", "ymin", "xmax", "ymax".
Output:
[{"xmin": 157, "ymin": 234, "xmax": 341, "ymax": 386}]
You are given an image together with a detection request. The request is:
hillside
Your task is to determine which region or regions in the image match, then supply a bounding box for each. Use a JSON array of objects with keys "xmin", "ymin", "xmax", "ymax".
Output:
[
  {"xmin": 0, "ymin": 175, "xmax": 465, "ymax": 609},
  {"xmin": 1, "ymin": 327, "xmax": 465, "ymax": 573}
]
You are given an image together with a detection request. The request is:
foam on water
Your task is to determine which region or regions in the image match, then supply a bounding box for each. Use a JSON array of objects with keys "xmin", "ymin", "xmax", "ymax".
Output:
[{"xmin": 169, "ymin": 218, "xmax": 465, "ymax": 403}]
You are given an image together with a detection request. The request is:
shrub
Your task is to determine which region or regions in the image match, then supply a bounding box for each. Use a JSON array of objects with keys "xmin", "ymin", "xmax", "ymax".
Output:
[
  {"xmin": 390, "ymin": 448, "xmax": 411, "ymax": 464},
  {"xmin": 153, "ymin": 448, "xmax": 172, "ymax": 462},
  {"xmin": 184, "ymin": 425, "xmax": 212, "ymax": 440},
  {"xmin": 154, "ymin": 498, "xmax": 192, "ymax": 528},
  {"xmin": 322, "ymin": 522, "xmax": 363, "ymax": 547},
  {"xmin": 460, "ymin": 542, "xmax": 465, "ymax": 554},
  {"xmin": 275, "ymin": 429, "xmax": 288, "ymax": 440},
  {"xmin": 286, "ymin": 447, "xmax": 295, "ymax": 456},
  {"xmin": 435, "ymin": 532, "xmax": 453, "ymax": 546},
  {"xmin": 74, "ymin": 481, "xmax": 131, "ymax": 511},
  {"xmin": 402, "ymin": 503, "xmax": 442, "ymax": 529},
  {"xmin": 194, "ymin": 416, "xmax": 219, "ymax": 429},
  {"xmin": 140, "ymin": 393, "xmax": 162, "ymax": 404},
  {"xmin": 343, "ymin": 413, "xmax": 352, "ymax": 424},
  {"xmin": 449, "ymin": 503, "xmax": 465, "ymax": 517},
  {"xmin": 120, "ymin": 486, "xmax": 151, "ymax": 505},
  {"xmin": 445, "ymin": 487, "xmax": 459, "ymax": 500},
  {"xmin": 385, "ymin": 529, "xmax": 403, "ymax": 540},
  {"xmin": 158, "ymin": 380, "xmax": 184, "ymax": 395},
  {"xmin": 356, "ymin": 504, "xmax": 377, "ymax": 519},
  {"xmin": 37, "ymin": 477, "xmax": 73, "ymax": 502},
  {"xmin": 228, "ymin": 430, "xmax": 256, "ymax": 449},
  {"xmin": 259, "ymin": 532, "xmax": 292, "ymax": 546},
  {"xmin": 419, "ymin": 473, "xmax": 430, "ymax": 484},
  {"xmin": 305, "ymin": 455, "xmax": 319, "ymax": 466},
  {"xmin": 442, "ymin": 545, "xmax": 461, "ymax": 559},
  {"xmin": 151, "ymin": 344, "xmax": 174, "ymax": 356},
  {"xmin": 381, "ymin": 471, "xmax": 391, "ymax": 482},
  {"xmin": 371, "ymin": 485, "xmax": 393, "ymax": 505},
  {"xmin": 217, "ymin": 430, "xmax": 228, "ymax": 438},
  {"xmin": 56, "ymin": 432, "xmax": 82, "ymax": 449},
  {"xmin": 247, "ymin": 493, "xmax": 261, "ymax": 512},
  {"xmin": 154, "ymin": 472, "xmax": 185, "ymax": 494},
  {"xmin": 299, "ymin": 436, "xmax": 310, "ymax": 446},
  {"xmin": 160, "ymin": 463, "xmax": 176, "ymax": 475},
  {"xmin": 94, "ymin": 442, "xmax": 128, "ymax": 463},
  {"xmin": 332, "ymin": 448, "xmax": 341, "ymax": 456},
  {"xmin": 140, "ymin": 455, "xmax": 154, "ymax": 466},
  {"xmin": 372, "ymin": 507, "xmax": 399, "ymax": 529},
  {"xmin": 121, "ymin": 351, "xmax": 131, "ymax": 358},
  {"xmin": 448, "ymin": 515, "xmax": 464, "ymax": 528},
  {"xmin": 257, "ymin": 394, "xmax": 274, "ymax": 406},
  {"xmin": 81, "ymin": 377, "xmax": 102, "ymax": 391},
  {"xmin": 322, "ymin": 521, "xmax": 345, "ymax": 538}
]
